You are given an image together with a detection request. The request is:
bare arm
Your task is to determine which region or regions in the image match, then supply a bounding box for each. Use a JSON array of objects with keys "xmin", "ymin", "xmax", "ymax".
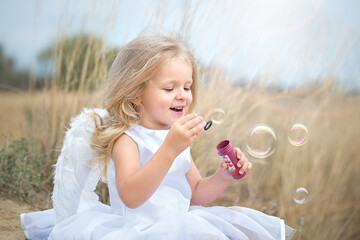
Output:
[
  {"xmin": 112, "ymin": 134, "xmax": 176, "ymax": 209},
  {"xmin": 187, "ymin": 148, "xmax": 252, "ymax": 206},
  {"xmin": 187, "ymin": 158, "xmax": 232, "ymax": 205},
  {"xmin": 112, "ymin": 113, "xmax": 206, "ymax": 209}
]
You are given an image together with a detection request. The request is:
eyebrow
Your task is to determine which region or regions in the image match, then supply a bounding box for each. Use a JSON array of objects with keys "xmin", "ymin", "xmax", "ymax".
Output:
[{"xmin": 161, "ymin": 79, "xmax": 193, "ymax": 84}]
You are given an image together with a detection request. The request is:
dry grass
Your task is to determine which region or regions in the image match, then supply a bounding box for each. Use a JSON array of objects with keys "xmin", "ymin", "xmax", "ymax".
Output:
[{"xmin": 1, "ymin": 76, "xmax": 360, "ymax": 239}]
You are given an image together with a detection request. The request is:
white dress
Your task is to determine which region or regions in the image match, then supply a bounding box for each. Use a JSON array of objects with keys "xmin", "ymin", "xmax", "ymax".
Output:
[{"xmin": 21, "ymin": 121, "xmax": 293, "ymax": 240}]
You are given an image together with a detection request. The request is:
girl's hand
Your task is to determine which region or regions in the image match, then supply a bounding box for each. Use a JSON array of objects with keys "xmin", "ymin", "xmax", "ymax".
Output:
[
  {"xmin": 234, "ymin": 147, "xmax": 252, "ymax": 175},
  {"xmin": 220, "ymin": 147, "xmax": 252, "ymax": 179},
  {"xmin": 164, "ymin": 113, "xmax": 206, "ymax": 158}
]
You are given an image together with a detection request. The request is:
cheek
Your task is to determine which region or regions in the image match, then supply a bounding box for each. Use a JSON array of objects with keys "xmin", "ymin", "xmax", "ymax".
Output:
[
  {"xmin": 158, "ymin": 96, "xmax": 172, "ymax": 109},
  {"xmin": 187, "ymin": 93, "xmax": 193, "ymax": 105}
]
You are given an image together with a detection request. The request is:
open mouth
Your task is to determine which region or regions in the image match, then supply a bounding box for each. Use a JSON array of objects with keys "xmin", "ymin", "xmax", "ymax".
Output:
[{"xmin": 170, "ymin": 106, "xmax": 184, "ymax": 112}]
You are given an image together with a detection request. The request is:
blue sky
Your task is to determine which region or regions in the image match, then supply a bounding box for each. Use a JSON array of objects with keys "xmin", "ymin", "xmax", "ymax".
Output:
[{"xmin": 0, "ymin": 0, "xmax": 359, "ymax": 91}]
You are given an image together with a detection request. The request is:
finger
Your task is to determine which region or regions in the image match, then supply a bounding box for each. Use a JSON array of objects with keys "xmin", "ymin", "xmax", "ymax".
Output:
[
  {"xmin": 247, "ymin": 162, "xmax": 253, "ymax": 171},
  {"xmin": 191, "ymin": 120, "xmax": 206, "ymax": 136},
  {"xmin": 177, "ymin": 113, "xmax": 198, "ymax": 125},
  {"xmin": 220, "ymin": 162, "xmax": 228, "ymax": 169},
  {"xmin": 183, "ymin": 116, "xmax": 204, "ymax": 130},
  {"xmin": 194, "ymin": 128, "xmax": 205, "ymax": 137},
  {"xmin": 234, "ymin": 147, "xmax": 242, "ymax": 158},
  {"xmin": 239, "ymin": 161, "xmax": 249, "ymax": 174},
  {"xmin": 237, "ymin": 152, "xmax": 247, "ymax": 168}
]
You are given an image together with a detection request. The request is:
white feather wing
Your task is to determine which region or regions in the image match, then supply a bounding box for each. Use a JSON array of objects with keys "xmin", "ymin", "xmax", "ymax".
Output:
[{"xmin": 52, "ymin": 108, "xmax": 109, "ymax": 224}]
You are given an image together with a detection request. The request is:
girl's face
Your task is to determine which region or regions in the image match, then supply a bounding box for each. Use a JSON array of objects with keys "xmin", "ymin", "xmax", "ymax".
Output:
[{"xmin": 135, "ymin": 57, "xmax": 193, "ymax": 130}]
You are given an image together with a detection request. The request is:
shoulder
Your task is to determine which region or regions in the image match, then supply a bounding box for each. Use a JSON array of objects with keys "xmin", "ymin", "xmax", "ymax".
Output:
[
  {"xmin": 112, "ymin": 133, "xmax": 141, "ymax": 171},
  {"xmin": 112, "ymin": 133, "xmax": 138, "ymax": 159}
]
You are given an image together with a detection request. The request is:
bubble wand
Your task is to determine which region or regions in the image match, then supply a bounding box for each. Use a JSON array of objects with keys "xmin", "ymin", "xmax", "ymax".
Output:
[{"xmin": 204, "ymin": 120, "xmax": 213, "ymax": 131}]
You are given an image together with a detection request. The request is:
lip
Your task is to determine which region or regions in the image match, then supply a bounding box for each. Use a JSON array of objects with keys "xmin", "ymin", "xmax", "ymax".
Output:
[
  {"xmin": 170, "ymin": 105, "xmax": 184, "ymax": 110},
  {"xmin": 170, "ymin": 106, "xmax": 185, "ymax": 115}
]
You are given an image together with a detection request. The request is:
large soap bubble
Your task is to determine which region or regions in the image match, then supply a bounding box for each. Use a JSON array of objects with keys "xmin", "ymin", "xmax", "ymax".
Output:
[
  {"xmin": 246, "ymin": 124, "xmax": 277, "ymax": 158},
  {"xmin": 287, "ymin": 123, "xmax": 309, "ymax": 146}
]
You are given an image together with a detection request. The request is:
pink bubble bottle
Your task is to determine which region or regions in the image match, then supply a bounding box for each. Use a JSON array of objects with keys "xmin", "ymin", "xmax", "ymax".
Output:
[{"xmin": 216, "ymin": 140, "xmax": 246, "ymax": 179}]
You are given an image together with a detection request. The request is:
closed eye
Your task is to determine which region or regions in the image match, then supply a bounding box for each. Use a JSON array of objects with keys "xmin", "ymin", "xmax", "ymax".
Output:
[{"xmin": 164, "ymin": 88, "xmax": 173, "ymax": 92}]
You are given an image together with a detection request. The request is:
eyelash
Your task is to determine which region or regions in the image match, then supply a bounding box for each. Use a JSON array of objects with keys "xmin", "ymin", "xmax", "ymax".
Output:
[{"xmin": 164, "ymin": 87, "xmax": 191, "ymax": 92}]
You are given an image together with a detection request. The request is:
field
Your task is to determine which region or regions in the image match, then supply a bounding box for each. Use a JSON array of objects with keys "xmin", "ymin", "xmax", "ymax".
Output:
[
  {"xmin": 1, "ymin": 1, "xmax": 360, "ymax": 238},
  {"xmin": 1, "ymin": 76, "xmax": 360, "ymax": 239}
]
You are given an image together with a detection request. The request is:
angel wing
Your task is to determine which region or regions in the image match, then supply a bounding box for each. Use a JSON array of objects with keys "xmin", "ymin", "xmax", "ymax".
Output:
[{"xmin": 52, "ymin": 108, "xmax": 109, "ymax": 224}]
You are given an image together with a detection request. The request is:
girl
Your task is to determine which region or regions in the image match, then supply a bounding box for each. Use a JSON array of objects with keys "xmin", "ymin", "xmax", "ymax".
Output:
[{"xmin": 21, "ymin": 33, "xmax": 294, "ymax": 239}]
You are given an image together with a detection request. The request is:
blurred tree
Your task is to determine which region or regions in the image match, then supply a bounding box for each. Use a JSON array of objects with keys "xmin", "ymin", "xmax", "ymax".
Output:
[
  {"xmin": 0, "ymin": 46, "xmax": 29, "ymax": 90},
  {"xmin": 39, "ymin": 34, "xmax": 118, "ymax": 90}
]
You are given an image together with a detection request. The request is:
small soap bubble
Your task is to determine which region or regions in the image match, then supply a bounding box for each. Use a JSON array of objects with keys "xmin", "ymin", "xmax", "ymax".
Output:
[
  {"xmin": 287, "ymin": 123, "xmax": 309, "ymax": 146},
  {"xmin": 245, "ymin": 124, "xmax": 277, "ymax": 158},
  {"xmin": 211, "ymin": 108, "xmax": 226, "ymax": 124},
  {"xmin": 293, "ymin": 187, "xmax": 309, "ymax": 204}
]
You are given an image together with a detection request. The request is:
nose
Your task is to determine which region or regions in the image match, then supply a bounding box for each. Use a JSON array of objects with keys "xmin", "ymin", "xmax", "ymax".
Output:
[{"xmin": 175, "ymin": 89, "xmax": 187, "ymax": 100}]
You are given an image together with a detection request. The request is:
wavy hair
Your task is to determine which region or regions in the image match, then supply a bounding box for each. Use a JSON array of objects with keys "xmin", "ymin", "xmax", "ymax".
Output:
[{"xmin": 92, "ymin": 33, "xmax": 198, "ymax": 176}]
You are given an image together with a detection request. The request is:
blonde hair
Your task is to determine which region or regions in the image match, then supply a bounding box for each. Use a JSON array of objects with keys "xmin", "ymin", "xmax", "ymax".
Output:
[{"xmin": 92, "ymin": 33, "xmax": 198, "ymax": 176}]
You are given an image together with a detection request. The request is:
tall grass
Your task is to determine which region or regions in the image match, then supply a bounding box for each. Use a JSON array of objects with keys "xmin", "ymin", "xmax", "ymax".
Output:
[
  {"xmin": 1, "ymin": 70, "xmax": 359, "ymax": 239},
  {"xmin": 1, "ymin": 1, "xmax": 360, "ymax": 239}
]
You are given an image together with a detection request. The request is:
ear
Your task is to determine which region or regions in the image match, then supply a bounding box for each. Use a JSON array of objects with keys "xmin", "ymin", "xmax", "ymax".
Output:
[{"xmin": 130, "ymin": 97, "xmax": 141, "ymax": 105}]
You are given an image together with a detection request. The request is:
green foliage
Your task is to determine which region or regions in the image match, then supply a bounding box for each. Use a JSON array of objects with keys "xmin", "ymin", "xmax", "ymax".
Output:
[
  {"xmin": 0, "ymin": 46, "xmax": 29, "ymax": 89},
  {"xmin": 39, "ymin": 34, "xmax": 118, "ymax": 90},
  {"xmin": 0, "ymin": 138, "xmax": 53, "ymax": 197}
]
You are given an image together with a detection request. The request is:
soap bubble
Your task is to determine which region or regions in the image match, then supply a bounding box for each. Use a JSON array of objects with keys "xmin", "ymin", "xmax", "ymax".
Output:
[
  {"xmin": 211, "ymin": 108, "xmax": 226, "ymax": 124},
  {"xmin": 287, "ymin": 123, "xmax": 309, "ymax": 146},
  {"xmin": 293, "ymin": 187, "xmax": 309, "ymax": 204},
  {"xmin": 245, "ymin": 124, "xmax": 277, "ymax": 158}
]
